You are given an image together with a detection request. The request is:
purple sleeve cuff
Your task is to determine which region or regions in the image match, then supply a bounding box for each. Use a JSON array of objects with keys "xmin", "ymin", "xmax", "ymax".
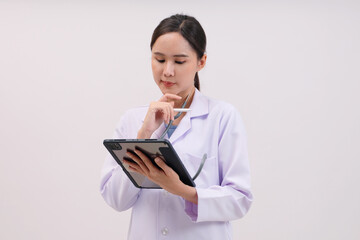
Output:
[{"xmin": 184, "ymin": 199, "xmax": 198, "ymax": 222}]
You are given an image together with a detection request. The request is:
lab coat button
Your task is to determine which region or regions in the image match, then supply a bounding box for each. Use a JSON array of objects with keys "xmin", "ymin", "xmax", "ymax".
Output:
[{"xmin": 161, "ymin": 227, "xmax": 169, "ymax": 235}]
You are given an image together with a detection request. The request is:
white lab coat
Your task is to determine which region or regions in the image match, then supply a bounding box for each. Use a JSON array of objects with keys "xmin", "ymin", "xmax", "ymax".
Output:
[{"xmin": 100, "ymin": 89, "xmax": 253, "ymax": 240}]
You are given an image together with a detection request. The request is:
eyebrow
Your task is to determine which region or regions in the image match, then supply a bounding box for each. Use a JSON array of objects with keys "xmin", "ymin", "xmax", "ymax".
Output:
[{"xmin": 153, "ymin": 52, "xmax": 189, "ymax": 58}]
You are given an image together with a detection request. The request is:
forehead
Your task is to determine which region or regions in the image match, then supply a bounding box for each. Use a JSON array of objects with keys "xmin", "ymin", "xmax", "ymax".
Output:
[{"xmin": 152, "ymin": 32, "xmax": 196, "ymax": 57}]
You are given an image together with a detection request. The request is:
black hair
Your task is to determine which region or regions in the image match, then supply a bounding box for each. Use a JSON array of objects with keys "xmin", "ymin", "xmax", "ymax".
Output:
[{"xmin": 150, "ymin": 14, "xmax": 207, "ymax": 90}]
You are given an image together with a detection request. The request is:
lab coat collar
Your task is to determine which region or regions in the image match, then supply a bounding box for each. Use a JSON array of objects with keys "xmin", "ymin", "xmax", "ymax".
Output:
[{"xmin": 188, "ymin": 88, "xmax": 209, "ymax": 118}]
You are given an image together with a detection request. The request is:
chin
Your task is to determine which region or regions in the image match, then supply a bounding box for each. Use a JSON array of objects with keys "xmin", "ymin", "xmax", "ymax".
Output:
[
  {"xmin": 160, "ymin": 87, "xmax": 178, "ymax": 95},
  {"xmin": 161, "ymin": 90, "xmax": 178, "ymax": 96}
]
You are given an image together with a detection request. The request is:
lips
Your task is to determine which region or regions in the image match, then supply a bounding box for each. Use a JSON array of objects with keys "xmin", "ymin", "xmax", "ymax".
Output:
[{"xmin": 162, "ymin": 80, "xmax": 175, "ymax": 87}]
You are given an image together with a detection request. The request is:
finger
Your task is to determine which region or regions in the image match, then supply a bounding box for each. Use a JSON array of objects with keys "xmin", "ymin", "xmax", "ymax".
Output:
[
  {"xmin": 128, "ymin": 165, "xmax": 138, "ymax": 173},
  {"xmin": 128, "ymin": 165, "xmax": 146, "ymax": 175},
  {"xmin": 134, "ymin": 149, "xmax": 158, "ymax": 172},
  {"xmin": 123, "ymin": 159, "xmax": 137, "ymax": 169},
  {"xmin": 159, "ymin": 93, "xmax": 182, "ymax": 102},
  {"xmin": 169, "ymin": 101, "xmax": 175, "ymax": 121},
  {"xmin": 169, "ymin": 104, "xmax": 174, "ymax": 121},
  {"xmin": 167, "ymin": 105, "xmax": 172, "ymax": 123},
  {"xmin": 124, "ymin": 159, "xmax": 145, "ymax": 175},
  {"xmin": 154, "ymin": 157, "xmax": 172, "ymax": 176},
  {"xmin": 164, "ymin": 105, "xmax": 170, "ymax": 124},
  {"xmin": 161, "ymin": 106, "xmax": 167, "ymax": 124},
  {"xmin": 150, "ymin": 102, "xmax": 168, "ymax": 115},
  {"xmin": 126, "ymin": 152, "xmax": 149, "ymax": 174},
  {"xmin": 168, "ymin": 103, "xmax": 173, "ymax": 122}
]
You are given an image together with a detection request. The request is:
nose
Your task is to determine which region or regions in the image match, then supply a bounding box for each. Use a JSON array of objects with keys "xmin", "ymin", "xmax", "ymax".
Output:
[{"xmin": 163, "ymin": 62, "xmax": 175, "ymax": 77}]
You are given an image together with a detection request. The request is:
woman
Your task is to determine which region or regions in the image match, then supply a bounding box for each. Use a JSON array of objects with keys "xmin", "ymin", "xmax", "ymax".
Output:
[{"xmin": 100, "ymin": 14, "xmax": 253, "ymax": 240}]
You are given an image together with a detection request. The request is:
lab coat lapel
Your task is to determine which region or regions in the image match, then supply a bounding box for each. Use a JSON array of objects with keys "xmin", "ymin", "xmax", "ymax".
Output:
[
  {"xmin": 169, "ymin": 112, "xmax": 191, "ymax": 144},
  {"xmin": 169, "ymin": 89, "xmax": 209, "ymax": 144}
]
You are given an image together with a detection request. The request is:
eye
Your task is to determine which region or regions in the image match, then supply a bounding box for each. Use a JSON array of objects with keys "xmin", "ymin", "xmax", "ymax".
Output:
[
  {"xmin": 175, "ymin": 61, "xmax": 185, "ymax": 64},
  {"xmin": 156, "ymin": 59, "xmax": 165, "ymax": 63}
]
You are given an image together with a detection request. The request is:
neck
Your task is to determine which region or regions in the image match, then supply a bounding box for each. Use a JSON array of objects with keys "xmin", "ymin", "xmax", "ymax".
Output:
[{"xmin": 173, "ymin": 88, "xmax": 195, "ymax": 108}]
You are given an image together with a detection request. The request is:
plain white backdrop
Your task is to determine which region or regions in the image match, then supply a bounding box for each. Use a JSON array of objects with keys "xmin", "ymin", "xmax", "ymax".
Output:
[{"xmin": 1, "ymin": 1, "xmax": 359, "ymax": 239}]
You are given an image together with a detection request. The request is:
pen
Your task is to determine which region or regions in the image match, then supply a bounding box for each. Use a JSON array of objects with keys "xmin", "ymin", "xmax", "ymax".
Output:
[{"xmin": 173, "ymin": 108, "xmax": 192, "ymax": 112}]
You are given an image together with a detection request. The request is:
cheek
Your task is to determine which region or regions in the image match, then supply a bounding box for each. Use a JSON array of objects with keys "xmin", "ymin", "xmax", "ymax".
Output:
[
  {"xmin": 181, "ymin": 65, "xmax": 197, "ymax": 79},
  {"xmin": 151, "ymin": 62, "xmax": 161, "ymax": 77}
]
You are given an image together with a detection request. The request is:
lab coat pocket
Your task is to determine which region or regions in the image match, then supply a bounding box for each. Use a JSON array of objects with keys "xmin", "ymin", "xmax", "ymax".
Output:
[{"xmin": 183, "ymin": 153, "xmax": 218, "ymax": 188}]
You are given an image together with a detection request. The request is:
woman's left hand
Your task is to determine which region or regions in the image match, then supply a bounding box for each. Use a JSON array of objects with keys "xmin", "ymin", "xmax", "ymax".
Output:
[{"xmin": 124, "ymin": 149, "xmax": 198, "ymax": 204}]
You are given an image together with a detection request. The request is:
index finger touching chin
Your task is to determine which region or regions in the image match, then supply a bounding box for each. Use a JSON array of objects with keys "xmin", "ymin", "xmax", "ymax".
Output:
[{"xmin": 160, "ymin": 94, "xmax": 182, "ymax": 102}]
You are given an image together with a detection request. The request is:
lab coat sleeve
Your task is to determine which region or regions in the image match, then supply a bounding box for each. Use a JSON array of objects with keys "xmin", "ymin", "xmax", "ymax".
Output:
[
  {"xmin": 185, "ymin": 107, "xmax": 253, "ymax": 222},
  {"xmin": 100, "ymin": 115, "xmax": 141, "ymax": 212}
]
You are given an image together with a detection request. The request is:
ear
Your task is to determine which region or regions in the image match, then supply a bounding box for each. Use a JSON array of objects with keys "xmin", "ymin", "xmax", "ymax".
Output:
[{"xmin": 196, "ymin": 53, "xmax": 207, "ymax": 71}]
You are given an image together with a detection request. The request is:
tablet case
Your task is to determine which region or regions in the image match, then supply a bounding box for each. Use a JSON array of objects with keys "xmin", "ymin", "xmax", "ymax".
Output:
[{"xmin": 103, "ymin": 139, "xmax": 195, "ymax": 189}]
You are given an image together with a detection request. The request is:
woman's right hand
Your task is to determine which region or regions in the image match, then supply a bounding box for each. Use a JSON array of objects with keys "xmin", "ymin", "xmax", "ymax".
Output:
[{"xmin": 137, "ymin": 93, "xmax": 182, "ymax": 139}]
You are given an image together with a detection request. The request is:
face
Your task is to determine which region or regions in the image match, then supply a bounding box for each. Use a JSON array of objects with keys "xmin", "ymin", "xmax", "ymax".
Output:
[{"xmin": 151, "ymin": 32, "xmax": 206, "ymax": 98}]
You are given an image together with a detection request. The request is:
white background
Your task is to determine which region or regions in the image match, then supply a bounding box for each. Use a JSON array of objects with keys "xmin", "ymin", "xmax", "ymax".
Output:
[{"xmin": 1, "ymin": 1, "xmax": 359, "ymax": 239}]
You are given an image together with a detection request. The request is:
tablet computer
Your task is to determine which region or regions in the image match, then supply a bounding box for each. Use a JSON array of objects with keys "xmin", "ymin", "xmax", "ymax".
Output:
[{"xmin": 103, "ymin": 139, "xmax": 195, "ymax": 189}]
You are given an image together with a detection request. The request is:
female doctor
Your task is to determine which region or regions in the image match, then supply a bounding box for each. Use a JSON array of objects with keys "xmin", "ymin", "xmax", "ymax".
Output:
[{"xmin": 100, "ymin": 14, "xmax": 253, "ymax": 240}]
